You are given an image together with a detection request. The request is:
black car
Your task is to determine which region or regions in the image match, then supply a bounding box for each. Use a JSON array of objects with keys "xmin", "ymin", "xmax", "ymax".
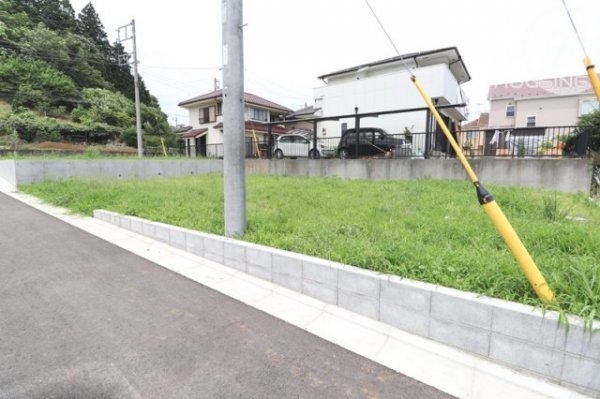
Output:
[{"xmin": 337, "ymin": 127, "xmax": 406, "ymax": 158}]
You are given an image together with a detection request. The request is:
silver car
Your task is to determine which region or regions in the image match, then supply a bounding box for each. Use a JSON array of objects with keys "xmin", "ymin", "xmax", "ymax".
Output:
[{"xmin": 274, "ymin": 134, "xmax": 335, "ymax": 159}]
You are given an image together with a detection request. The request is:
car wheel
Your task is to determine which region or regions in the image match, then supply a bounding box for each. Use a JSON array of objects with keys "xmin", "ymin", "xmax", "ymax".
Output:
[
  {"xmin": 309, "ymin": 149, "xmax": 320, "ymax": 159},
  {"xmin": 274, "ymin": 149, "xmax": 284, "ymax": 159},
  {"xmin": 339, "ymin": 148, "xmax": 347, "ymax": 159}
]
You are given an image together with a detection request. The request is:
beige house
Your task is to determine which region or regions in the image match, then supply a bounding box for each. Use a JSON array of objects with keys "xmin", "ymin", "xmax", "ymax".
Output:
[
  {"xmin": 177, "ymin": 90, "xmax": 292, "ymax": 157},
  {"xmin": 457, "ymin": 75, "xmax": 598, "ymax": 157},
  {"xmin": 488, "ymin": 74, "xmax": 598, "ymax": 129}
]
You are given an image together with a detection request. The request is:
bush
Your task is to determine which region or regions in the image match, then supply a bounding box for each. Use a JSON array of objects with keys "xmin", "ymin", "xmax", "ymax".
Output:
[
  {"xmin": 120, "ymin": 127, "xmax": 138, "ymax": 147},
  {"xmin": 576, "ymin": 109, "xmax": 600, "ymax": 153},
  {"xmin": 0, "ymin": 110, "xmax": 120, "ymax": 144},
  {"xmin": 35, "ymin": 129, "xmax": 62, "ymax": 142}
]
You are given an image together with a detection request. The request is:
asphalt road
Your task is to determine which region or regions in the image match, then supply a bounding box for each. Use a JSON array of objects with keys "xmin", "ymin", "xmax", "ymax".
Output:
[{"xmin": 0, "ymin": 193, "xmax": 454, "ymax": 398}]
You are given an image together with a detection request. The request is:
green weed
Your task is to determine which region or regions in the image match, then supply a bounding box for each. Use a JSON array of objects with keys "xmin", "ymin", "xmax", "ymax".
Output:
[{"xmin": 20, "ymin": 174, "xmax": 600, "ymax": 321}]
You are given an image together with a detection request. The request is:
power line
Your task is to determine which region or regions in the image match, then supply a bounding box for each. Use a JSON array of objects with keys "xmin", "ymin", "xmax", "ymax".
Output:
[{"xmin": 142, "ymin": 65, "xmax": 220, "ymax": 71}]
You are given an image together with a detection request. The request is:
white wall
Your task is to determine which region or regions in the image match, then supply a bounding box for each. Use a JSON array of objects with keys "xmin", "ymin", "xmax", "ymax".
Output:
[{"xmin": 314, "ymin": 64, "xmax": 465, "ymax": 138}]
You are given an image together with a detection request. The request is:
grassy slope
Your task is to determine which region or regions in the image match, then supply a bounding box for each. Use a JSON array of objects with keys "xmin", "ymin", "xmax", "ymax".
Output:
[
  {"xmin": 0, "ymin": 101, "xmax": 11, "ymax": 117},
  {"xmin": 20, "ymin": 174, "xmax": 600, "ymax": 320}
]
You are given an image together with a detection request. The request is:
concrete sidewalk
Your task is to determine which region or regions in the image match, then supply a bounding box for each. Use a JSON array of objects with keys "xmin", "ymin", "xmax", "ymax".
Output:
[{"xmin": 0, "ymin": 184, "xmax": 590, "ymax": 399}]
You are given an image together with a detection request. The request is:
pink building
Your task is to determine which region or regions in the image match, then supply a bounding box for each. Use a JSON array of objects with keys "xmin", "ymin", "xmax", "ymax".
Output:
[{"xmin": 488, "ymin": 74, "xmax": 598, "ymax": 129}]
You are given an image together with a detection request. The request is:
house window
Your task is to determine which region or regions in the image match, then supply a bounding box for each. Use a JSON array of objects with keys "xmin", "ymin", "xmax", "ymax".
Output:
[
  {"xmin": 506, "ymin": 103, "xmax": 515, "ymax": 117},
  {"xmin": 199, "ymin": 106, "xmax": 216, "ymax": 124},
  {"xmin": 216, "ymin": 102, "xmax": 222, "ymax": 116},
  {"xmin": 579, "ymin": 99, "xmax": 599, "ymax": 116},
  {"xmin": 526, "ymin": 115, "xmax": 536, "ymax": 127},
  {"xmin": 248, "ymin": 107, "xmax": 268, "ymax": 122}
]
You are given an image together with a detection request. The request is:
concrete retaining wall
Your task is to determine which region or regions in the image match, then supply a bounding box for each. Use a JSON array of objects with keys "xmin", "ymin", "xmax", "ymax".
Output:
[
  {"xmin": 0, "ymin": 158, "xmax": 592, "ymax": 193},
  {"xmin": 0, "ymin": 160, "xmax": 16, "ymax": 187},
  {"xmin": 0, "ymin": 159, "xmax": 223, "ymax": 186},
  {"xmin": 247, "ymin": 158, "xmax": 593, "ymax": 194},
  {"xmin": 94, "ymin": 209, "xmax": 599, "ymax": 397}
]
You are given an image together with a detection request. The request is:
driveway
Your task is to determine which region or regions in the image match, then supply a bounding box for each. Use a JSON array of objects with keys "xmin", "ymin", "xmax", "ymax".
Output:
[{"xmin": 0, "ymin": 193, "xmax": 453, "ymax": 398}]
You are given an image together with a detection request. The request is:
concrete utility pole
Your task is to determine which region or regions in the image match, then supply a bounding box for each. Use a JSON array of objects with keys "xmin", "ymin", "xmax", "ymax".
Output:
[
  {"xmin": 117, "ymin": 20, "xmax": 143, "ymax": 158},
  {"xmin": 222, "ymin": 0, "xmax": 247, "ymax": 237}
]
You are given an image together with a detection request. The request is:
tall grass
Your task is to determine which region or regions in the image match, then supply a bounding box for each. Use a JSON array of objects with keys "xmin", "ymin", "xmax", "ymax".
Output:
[{"xmin": 20, "ymin": 174, "xmax": 600, "ymax": 320}]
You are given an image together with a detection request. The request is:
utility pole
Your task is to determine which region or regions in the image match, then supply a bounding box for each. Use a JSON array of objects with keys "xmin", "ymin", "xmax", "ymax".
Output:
[
  {"xmin": 117, "ymin": 20, "xmax": 143, "ymax": 158},
  {"xmin": 222, "ymin": 0, "xmax": 246, "ymax": 237}
]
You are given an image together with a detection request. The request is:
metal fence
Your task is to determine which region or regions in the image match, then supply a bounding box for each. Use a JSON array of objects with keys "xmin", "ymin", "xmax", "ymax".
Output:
[{"xmin": 176, "ymin": 125, "xmax": 593, "ymax": 160}]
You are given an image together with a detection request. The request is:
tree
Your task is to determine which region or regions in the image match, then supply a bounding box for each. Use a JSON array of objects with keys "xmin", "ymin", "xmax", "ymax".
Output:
[
  {"xmin": 18, "ymin": 0, "xmax": 78, "ymax": 32},
  {"xmin": 575, "ymin": 108, "xmax": 600, "ymax": 153},
  {"xmin": 0, "ymin": 54, "xmax": 78, "ymax": 110},
  {"xmin": 72, "ymin": 87, "xmax": 134, "ymax": 128},
  {"xmin": 19, "ymin": 24, "xmax": 106, "ymax": 89},
  {"xmin": 141, "ymin": 101, "xmax": 173, "ymax": 137},
  {"xmin": 77, "ymin": 3, "xmax": 110, "ymax": 56}
]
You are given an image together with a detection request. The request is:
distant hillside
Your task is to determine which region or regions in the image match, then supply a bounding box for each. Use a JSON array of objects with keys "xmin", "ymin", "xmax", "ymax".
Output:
[{"xmin": 0, "ymin": 0, "xmax": 174, "ymax": 147}]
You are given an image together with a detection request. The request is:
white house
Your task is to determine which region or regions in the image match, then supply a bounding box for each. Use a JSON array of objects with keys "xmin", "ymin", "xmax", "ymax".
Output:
[
  {"xmin": 313, "ymin": 47, "xmax": 471, "ymax": 154},
  {"xmin": 177, "ymin": 90, "xmax": 292, "ymax": 157}
]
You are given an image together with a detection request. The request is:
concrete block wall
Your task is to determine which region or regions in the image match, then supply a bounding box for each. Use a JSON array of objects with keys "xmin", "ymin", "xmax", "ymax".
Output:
[{"xmin": 94, "ymin": 209, "xmax": 600, "ymax": 397}]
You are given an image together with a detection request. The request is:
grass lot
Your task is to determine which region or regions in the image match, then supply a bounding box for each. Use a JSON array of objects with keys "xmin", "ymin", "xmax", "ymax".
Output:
[{"xmin": 20, "ymin": 174, "xmax": 600, "ymax": 321}]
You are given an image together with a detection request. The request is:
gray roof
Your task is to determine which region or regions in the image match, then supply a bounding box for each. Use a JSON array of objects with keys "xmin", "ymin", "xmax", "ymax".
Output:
[{"xmin": 317, "ymin": 47, "xmax": 471, "ymax": 84}]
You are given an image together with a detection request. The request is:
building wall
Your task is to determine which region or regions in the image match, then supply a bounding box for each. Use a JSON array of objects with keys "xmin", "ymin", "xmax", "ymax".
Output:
[
  {"xmin": 516, "ymin": 96, "xmax": 581, "ymax": 127},
  {"xmin": 183, "ymin": 103, "xmax": 274, "ymax": 157},
  {"xmin": 313, "ymin": 64, "xmax": 466, "ymax": 138},
  {"xmin": 488, "ymin": 98, "xmax": 515, "ymax": 128},
  {"xmin": 489, "ymin": 96, "xmax": 582, "ymax": 129}
]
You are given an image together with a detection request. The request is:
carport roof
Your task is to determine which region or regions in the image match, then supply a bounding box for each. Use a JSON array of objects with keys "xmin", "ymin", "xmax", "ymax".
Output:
[
  {"xmin": 179, "ymin": 128, "xmax": 208, "ymax": 139},
  {"xmin": 212, "ymin": 121, "xmax": 288, "ymax": 134}
]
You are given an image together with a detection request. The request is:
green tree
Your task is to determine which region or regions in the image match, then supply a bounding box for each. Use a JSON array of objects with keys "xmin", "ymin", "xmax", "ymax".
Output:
[
  {"xmin": 0, "ymin": 1, "xmax": 30, "ymax": 52},
  {"xmin": 20, "ymin": 24, "xmax": 106, "ymax": 89},
  {"xmin": 77, "ymin": 3, "xmax": 109, "ymax": 52},
  {"xmin": 0, "ymin": 55, "xmax": 78, "ymax": 110},
  {"xmin": 141, "ymin": 101, "xmax": 171, "ymax": 135},
  {"xmin": 13, "ymin": 0, "xmax": 77, "ymax": 32},
  {"xmin": 104, "ymin": 42, "xmax": 152, "ymax": 105},
  {"xmin": 72, "ymin": 87, "xmax": 134, "ymax": 128},
  {"xmin": 575, "ymin": 108, "xmax": 600, "ymax": 153}
]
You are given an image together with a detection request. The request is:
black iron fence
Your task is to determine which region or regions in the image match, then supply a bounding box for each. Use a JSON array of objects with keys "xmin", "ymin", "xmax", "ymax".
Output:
[{"xmin": 176, "ymin": 125, "xmax": 593, "ymax": 160}]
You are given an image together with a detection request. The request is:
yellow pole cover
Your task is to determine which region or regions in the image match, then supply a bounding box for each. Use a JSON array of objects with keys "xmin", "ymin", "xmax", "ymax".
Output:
[
  {"xmin": 410, "ymin": 75, "xmax": 554, "ymax": 303},
  {"xmin": 482, "ymin": 201, "xmax": 554, "ymax": 303},
  {"xmin": 584, "ymin": 56, "xmax": 600, "ymax": 102}
]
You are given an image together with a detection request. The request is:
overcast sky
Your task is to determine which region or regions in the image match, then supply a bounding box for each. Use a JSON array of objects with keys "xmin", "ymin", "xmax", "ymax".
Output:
[{"xmin": 69, "ymin": 0, "xmax": 600, "ymax": 126}]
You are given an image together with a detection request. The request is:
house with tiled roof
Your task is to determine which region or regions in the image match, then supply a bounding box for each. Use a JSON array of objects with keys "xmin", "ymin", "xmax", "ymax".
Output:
[
  {"xmin": 462, "ymin": 112, "xmax": 489, "ymax": 130},
  {"xmin": 177, "ymin": 90, "xmax": 292, "ymax": 157},
  {"xmin": 487, "ymin": 74, "xmax": 599, "ymax": 129}
]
